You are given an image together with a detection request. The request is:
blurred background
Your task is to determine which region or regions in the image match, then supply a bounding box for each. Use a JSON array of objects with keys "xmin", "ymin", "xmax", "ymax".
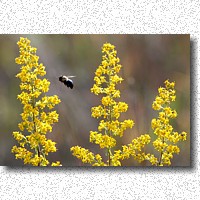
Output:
[{"xmin": 0, "ymin": 34, "xmax": 190, "ymax": 166}]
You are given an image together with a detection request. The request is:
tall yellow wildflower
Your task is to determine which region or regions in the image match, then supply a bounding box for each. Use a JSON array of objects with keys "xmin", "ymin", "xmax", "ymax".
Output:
[
  {"xmin": 148, "ymin": 80, "xmax": 187, "ymax": 166},
  {"xmin": 12, "ymin": 37, "xmax": 61, "ymax": 166},
  {"xmin": 71, "ymin": 43, "xmax": 150, "ymax": 166}
]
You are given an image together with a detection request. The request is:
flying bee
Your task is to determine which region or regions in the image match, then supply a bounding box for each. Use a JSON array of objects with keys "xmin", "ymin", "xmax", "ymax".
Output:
[{"xmin": 59, "ymin": 75, "xmax": 76, "ymax": 89}]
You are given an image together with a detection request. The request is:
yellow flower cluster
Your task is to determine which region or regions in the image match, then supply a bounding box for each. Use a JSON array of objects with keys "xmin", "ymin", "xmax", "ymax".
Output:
[
  {"xmin": 110, "ymin": 134, "xmax": 151, "ymax": 166},
  {"xmin": 90, "ymin": 131, "xmax": 116, "ymax": 148},
  {"xmin": 90, "ymin": 43, "xmax": 134, "ymax": 136},
  {"xmin": 12, "ymin": 37, "xmax": 61, "ymax": 166},
  {"xmin": 150, "ymin": 80, "xmax": 187, "ymax": 166},
  {"xmin": 91, "ymin": 43, "xmax": 122, "ymax": 97},
  {"xmin": 71, "ymin": 146, "xmax": 106, "ymax": 166},
  {"xmin": 71, "ymin": 43, "xmax": 150, "ymax": 166}
]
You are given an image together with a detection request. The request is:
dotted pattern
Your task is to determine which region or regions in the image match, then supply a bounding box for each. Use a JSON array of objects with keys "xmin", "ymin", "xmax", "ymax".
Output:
[{"xmin": 0, "ymin": 0, "xmax": 200, "ymax": 199}]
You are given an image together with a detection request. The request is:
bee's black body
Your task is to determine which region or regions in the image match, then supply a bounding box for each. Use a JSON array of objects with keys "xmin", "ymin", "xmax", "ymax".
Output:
[{"xmin": 59, "ymin": 75, "xmax": 74, "ymax": 89}]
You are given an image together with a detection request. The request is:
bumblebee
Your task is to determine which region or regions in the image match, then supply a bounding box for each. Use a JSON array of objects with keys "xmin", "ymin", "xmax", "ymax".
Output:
[{"xmin": 59, "ymin": 75, "xmax": 75, "ymax": 89}]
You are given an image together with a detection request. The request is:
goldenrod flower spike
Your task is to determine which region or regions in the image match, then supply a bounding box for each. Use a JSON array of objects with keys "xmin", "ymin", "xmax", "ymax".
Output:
[
  {"xmin": 149, "ymin": 80, "xmax": 187, "ymax": 166},
  {"xmin": 12, "ymin": 37, "xmax": 61, "ymax": 166},
  {"xmin": 71, "ymin": 43, "xmax": 151, "ymax": 166}
]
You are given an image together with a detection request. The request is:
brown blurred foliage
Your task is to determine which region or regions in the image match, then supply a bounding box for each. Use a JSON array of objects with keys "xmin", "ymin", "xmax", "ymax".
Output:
[{"xmin": 0, "ymin": 34, "xmax": 190, "ymax": 166}]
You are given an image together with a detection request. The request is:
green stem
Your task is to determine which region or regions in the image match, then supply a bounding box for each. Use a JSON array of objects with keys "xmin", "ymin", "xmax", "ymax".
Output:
[
  {"xmin": 158, "ymin": 137, "xmax": 164, "ymax": 166},
  {"xmin": 107, "ymin": 65, "xmax": 113, "ymax": 166},
  {"xmin": 31, "ymin": 81, "xmax": 41, "ymax": 166}
]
